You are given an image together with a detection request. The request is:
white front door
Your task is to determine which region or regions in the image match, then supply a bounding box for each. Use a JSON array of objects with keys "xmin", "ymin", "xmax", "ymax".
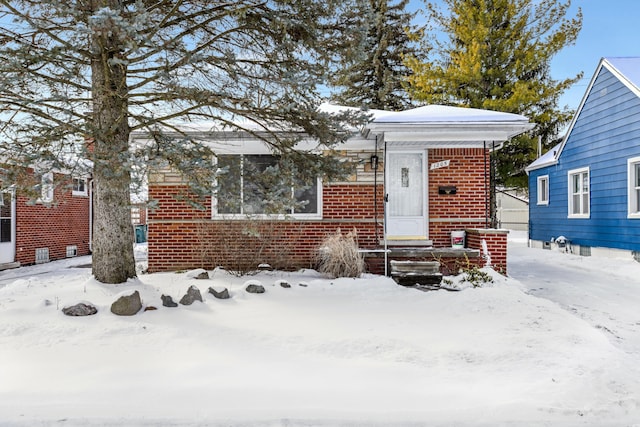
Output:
[
  {"xmin": 386, "ymin": 151, "xmax": 427, "ymax": 240},
  {"xmin": 0, "ymin": 191, "xmax": 16, "ymax": 264}
]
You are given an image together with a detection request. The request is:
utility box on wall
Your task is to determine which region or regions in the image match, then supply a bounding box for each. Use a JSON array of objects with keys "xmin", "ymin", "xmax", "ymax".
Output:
[{"xmin": 438, "ymin": 186, "xmax": 457, "ymax": 195}]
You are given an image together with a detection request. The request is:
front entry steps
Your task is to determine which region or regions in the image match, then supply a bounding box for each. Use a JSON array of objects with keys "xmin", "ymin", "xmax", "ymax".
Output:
[{"xmin": 390, "ymin": 260, "xmax": 443, "ymax": 286}]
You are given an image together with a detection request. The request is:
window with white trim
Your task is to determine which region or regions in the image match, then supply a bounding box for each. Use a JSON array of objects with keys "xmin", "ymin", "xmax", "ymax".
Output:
[
  {"xmin": 568, "ymin": 167, "xmax": 589, "ymax": 218},
  {"xmin": 628, "ymin": 156, "xmax": 640, "ymax": 218},
  {"xmin": 537, "ymin": 175, "xmax": 549, "ymax": 205},
  {"xmin": 72, "ymin": 177, "xmax": 88, "ymax": 196},
  {"xmin": 40, "ymin": 172, "xmax": 54, "ymax": 203},
  {"xmin": 214, "ymin": 154, "xmax": 320, "ymax": 217}
]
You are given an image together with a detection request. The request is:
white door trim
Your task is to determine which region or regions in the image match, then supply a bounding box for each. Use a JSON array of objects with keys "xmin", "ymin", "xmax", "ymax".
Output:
[{"xmin": 385, "ymin": 149, "xmax": 428, "ymax": 240}]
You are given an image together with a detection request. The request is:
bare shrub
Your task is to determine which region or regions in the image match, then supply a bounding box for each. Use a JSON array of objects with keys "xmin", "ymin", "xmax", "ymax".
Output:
[
  {"xmin": 316, "ymin": 228, "xmax": 365, "ymax": 278},
  {"xmin": 194, "ymin": 217, "xmax": 299, "ymax": 276}
]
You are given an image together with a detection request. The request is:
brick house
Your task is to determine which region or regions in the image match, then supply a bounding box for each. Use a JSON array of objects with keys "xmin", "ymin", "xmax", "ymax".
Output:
[
  {"xmin": 0, "ymin": 169, "xmax": 92, "ymax": 269},
  {"xmin": 143, "ymin": 104, "xmax": 533, "ymax": 275}
]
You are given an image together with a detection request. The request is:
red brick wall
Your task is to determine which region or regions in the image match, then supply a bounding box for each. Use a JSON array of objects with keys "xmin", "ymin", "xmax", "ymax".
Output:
[
  {"xmin": 466, "ymin": 228, "xmax": 508, "ymax": 274},
  {"xmin": 14, "ymin": 172, "xmax": 91, "ymax": 265},
  {"xmin": 147, "ymin": 183, "xmax": 382, "ymax": 272},
  {"xmin": 147, "ymin": 147, "xmax": 507, "ymax": 274},
  {"xmin": 428, "ymin": 148, "xmax": 491, "ymax": 246}
]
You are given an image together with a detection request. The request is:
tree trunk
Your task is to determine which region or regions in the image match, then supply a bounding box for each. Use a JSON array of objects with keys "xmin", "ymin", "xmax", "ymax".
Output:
[{"xmin": 90, "ymin": 0, "xmax": 137, "ymax": 283}]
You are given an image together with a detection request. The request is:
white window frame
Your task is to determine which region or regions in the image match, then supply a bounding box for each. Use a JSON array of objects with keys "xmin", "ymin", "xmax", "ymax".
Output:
[
  {"xmin": 72, "ymin": 177, "xmax": 88, "ymax": 196},
  {"xmin": 567, "ymin": 167, "xmax": 590, "ymax": 218},
  {"xmin": 537, "ymin": 175, "xmax": 549, "ymax": 205},
  {"xmin": 627, "ymin": 156, "xmax": 640, "ymax": 219},
  {"xmin": 212, "ymin": 154, "xmax": 323, "ymax": 220},
  {"xmin": 40, "ymin": 172, "xmax": 54, "ymax": 203}
]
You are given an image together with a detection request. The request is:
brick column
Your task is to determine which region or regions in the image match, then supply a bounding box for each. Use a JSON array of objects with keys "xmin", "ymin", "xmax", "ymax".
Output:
[{"xmin": 465, "ymin": 228, "xmax": 509, "ymax": 274}]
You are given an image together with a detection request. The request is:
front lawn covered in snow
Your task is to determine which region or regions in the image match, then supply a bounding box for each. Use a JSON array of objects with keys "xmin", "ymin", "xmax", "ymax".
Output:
[{"xmin": 1, "ymin": 237, "xmax": 639, "ymax": 426}]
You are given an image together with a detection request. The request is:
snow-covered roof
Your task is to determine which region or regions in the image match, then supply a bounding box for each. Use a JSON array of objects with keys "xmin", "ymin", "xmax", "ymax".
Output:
[
  {"xmin": 372, "ymin": 105, "xmax": 531, "ymax": 124},
  {"xmin": 131, "ymin": 102, "xmax": 534, "ymax": 152},
  {"xmin": 366, "ymin": 104, "xmax": 534, "ymax": 146},
  {"xmin": 526, "ymin": 143, "xmax": 561, "ymax": 172}
]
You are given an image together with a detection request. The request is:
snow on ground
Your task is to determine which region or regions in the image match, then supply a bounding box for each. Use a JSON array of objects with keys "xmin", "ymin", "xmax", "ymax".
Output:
[{"xmin": 1, "ymin": 237, "xmax": 640, "ymax": 426}]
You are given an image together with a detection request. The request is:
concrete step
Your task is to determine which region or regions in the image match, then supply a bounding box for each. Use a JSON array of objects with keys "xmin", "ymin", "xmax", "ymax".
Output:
[{"xmin": 390, "ymin": 260, "xmax": 443, "ymax": 286}]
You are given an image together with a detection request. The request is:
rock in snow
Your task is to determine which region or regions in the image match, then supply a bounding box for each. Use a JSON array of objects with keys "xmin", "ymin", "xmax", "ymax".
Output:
[
  {"xmin": 110, "ymin": 291, "xmax": 142, "ymax": 316},
  {"xmin": 208, "ymin": 287, "xmax": 230, "ymax": 299},
  {"xmin": 161, "ymin": 294, "xmax": 178, "ymax": 308},
  {"xmin": 245, "ymin": 282, "xmax": 265, "ymax": 294},
  {"xmin": 186, "ymin": 269, "xmax": 209, "ymax": 279},
  {"xmin": 62, "ymin": 302, "xmax": 98, "ymax": 317},
  {"xmin": 180, "ymin": 285, "xmax": 203, "ymax": 305}
]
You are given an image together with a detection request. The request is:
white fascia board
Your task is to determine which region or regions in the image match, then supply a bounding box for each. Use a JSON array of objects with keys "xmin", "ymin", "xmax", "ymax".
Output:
[
  {"xmin": 525, "ymin": 158, "xmax": 558, "ymax": 174},
  {"xmin": 369, "ymin": 122, "xmax": 535, "ymax": 143}
]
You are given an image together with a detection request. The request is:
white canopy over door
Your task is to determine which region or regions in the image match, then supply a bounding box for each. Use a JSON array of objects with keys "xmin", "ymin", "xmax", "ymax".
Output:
[{"xmin": 385, "ymin": 150, "xmax": 427, "ymax": 240}]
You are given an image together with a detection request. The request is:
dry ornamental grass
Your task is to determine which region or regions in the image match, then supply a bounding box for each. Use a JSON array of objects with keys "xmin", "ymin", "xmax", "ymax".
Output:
[{"xmin": 315, "ymin": 228, "xmax": 365, "ymax": 278}]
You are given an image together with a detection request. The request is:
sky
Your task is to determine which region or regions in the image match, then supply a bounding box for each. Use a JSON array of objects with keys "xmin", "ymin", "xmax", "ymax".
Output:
[{"xmin": 408, "ymin": 0, "xmax": 640, "ymax": 112}]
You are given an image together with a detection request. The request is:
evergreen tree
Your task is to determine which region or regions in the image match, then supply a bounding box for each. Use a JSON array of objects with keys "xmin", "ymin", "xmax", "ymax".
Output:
[
  {"xmin": 331, "ymin": 0, "xmax": 423, "ymax": 111},
  {"xmin": 0, "ymin": 0, "xmax": 361, "ymax": 284},
  {"xmin": 405, "ymin": 0, "xmax": 582, "ymax": 188}
]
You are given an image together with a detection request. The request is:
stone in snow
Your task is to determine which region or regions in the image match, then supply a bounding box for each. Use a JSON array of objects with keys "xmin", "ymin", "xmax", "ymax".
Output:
[
  {"xmin": 111, "ymin": 290, "xmax": 143, "ymax": 316},
  {"xmin": 161, "ymin": 294, "xmax": 178, "ymax": 308},
  {"xmin": 208, "ymin": 287, "xmax": 230, "ymax": 299},
  {"xmin": 245, "ymin": 281, "xmax": 265, "ymax": 294},
  {"xmin": 180, "ymin": 285, "xmax": 203, "ymax": 305},
  {"xmin": 63, "ymin": 302, "xmax": 98, "ymax": 317}
]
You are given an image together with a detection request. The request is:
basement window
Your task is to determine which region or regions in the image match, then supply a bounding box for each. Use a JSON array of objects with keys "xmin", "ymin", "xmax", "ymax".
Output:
[
  {"xmin": 66, "ymin": 245, "xmax": 78, "ymax": 257},
  {"xmin": 35, "ymin": 247, "xmax": 50, "ymax": 264}
]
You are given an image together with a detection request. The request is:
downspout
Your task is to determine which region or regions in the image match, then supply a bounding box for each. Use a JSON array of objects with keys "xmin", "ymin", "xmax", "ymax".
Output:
[
  {"xmin": 373, "ymin": 135, "xmax": 379, "ymax": 241},
  {"xmin": 383, "ymin": 137, "xmax": 388, "ymax": 276},
  {"xmin": 484, "ymin": 141, "xmax": 488, "ymax": 228},
  {"xmin": 491, "ymin": 141, "xmax": 497, "ymax": 228},
  {"xmin": 89, "ymin": 178, "xmax": 93, "ymax": 252}
]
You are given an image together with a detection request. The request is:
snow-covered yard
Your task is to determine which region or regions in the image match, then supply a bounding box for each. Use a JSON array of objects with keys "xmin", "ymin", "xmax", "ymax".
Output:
[{"xmin": 1, "ymin": 232, "xmax": 640, "ymax": 426}]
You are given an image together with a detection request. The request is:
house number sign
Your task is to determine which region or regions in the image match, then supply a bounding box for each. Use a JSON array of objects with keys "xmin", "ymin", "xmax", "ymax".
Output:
[{"xmin": 430, "ymin": 160, "xmax": 450, "ymax": 170}]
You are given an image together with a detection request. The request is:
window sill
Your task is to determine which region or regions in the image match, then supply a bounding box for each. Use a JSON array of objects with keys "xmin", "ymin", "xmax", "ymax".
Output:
[
  {"xmin": 568, "ymin": 214, "xmax": 590, "ymax": 219},
  {"xmin": 211, "ymin": 214, "xmax": 323, "ymax": 221}
]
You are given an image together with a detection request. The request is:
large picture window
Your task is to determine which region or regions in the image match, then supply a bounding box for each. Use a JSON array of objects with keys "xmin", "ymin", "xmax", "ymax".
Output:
[
  {"xmin": 214, "ymin": 154, "xmax": 320, "ymax": 217},
  {"xmin": 628, "ymin": 156, "xmax": 640, "ymax": 218},
  {"xmin": 568, "ymin": 167, "xmax": 589, "ymax": 218}
]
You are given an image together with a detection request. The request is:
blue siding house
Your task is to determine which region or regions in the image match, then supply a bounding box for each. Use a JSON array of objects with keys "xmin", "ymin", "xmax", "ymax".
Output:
[{"xmin": 527, "ymin": 57, "xmax": 640, "ymax": 259}]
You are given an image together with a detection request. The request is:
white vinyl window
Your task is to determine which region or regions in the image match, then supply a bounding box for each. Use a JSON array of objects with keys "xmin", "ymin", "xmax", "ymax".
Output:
[
  {"xmin": 628, "ymin": 156, "xmax": 640, "ymax": 218},
  {"xmin": 72, "ymin": 177, "xmax": 88, "ymax": 196},
  {"xmin": 568, "ymin": 167, "xmax": 589, "ymax": 218},
  {"xmin": 214, "ymin": 154, "xmax": 320, "ymax": 218},
  {"xmin": 40, "ymin": 172, "xmax": 54, "ymax": 203},
  {"xmin": 537, "ymin": 175, "xmax": 549, "ymax": 205}
]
